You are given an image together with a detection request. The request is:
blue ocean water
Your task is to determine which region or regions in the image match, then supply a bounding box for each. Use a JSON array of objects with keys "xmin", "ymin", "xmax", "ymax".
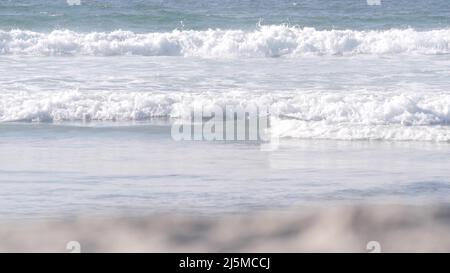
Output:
[
  {"xmin": 1, "ymin": 0, "xmax": 450, "ymax": 219},
  {"xmin": 1, "ymin": 0, "xmax": 449, "ymax": 31}
]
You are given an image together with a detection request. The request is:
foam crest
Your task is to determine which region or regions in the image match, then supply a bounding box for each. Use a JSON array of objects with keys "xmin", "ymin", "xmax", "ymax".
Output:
[
  {"xmin": 1, "ymin": 26, "xmax": 450, "ymax": 57},
  {"xmin": 1, "ymin": 90, "xmax": 450, "ymax": 141}
]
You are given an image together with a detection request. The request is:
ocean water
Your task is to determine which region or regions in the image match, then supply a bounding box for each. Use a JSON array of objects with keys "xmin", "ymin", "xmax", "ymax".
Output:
[{"xmin": 1, "ymin": 0, "xmax": 450, "ymax": 219}]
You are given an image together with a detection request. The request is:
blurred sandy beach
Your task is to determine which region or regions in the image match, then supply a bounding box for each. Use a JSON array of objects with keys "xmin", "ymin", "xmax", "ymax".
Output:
[{"xmin": 1, "ymin": 205, "xmax": 450, "ymax": 253}]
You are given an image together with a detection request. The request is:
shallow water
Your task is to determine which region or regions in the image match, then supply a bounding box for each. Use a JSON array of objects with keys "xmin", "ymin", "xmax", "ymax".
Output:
[{"xmin": 1, "ymin": 122, "xmax": 450, "ymax": 219}]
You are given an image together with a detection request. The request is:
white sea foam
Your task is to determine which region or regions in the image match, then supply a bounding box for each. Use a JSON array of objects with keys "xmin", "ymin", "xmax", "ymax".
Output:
[
  {"xmin": 1, "ymin": 90, "xmax": 450, "ymax": 141},
  {"xmin": 1, "ymin": 26, "xmax": 450, "ymax": 57}
]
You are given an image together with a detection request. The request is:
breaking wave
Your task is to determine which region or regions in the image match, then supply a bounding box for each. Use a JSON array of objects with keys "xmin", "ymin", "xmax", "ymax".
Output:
[
  {"xmin": 1, "ymin": 26, "xmax": 450, "ymax": 57},
  {"xmin": 1, "ymin": 90, "xmax": 450, "ymax": 141}
]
